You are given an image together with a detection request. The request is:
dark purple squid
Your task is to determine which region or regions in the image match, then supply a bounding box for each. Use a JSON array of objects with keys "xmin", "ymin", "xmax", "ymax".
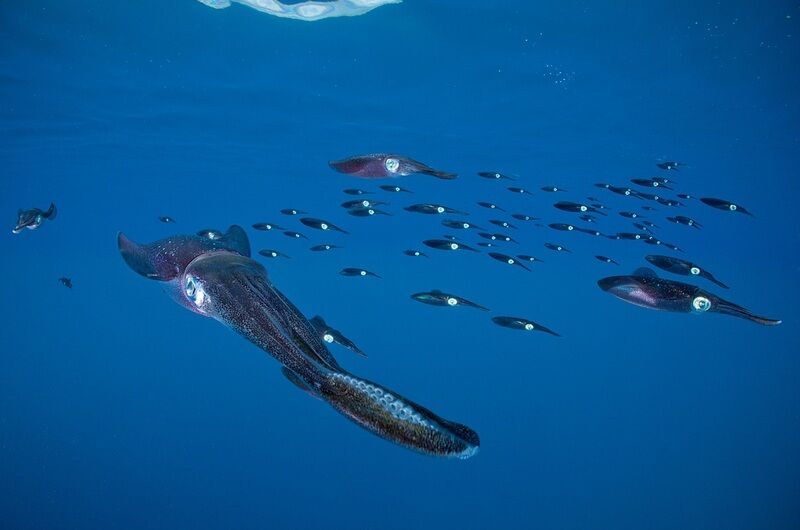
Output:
[
  {"xmin": 117, "ymin": 225, "xmax": 479, "ymax": 459},
  {"xmin": 597, "ymin": 268, "xmax": 781, "ymax": 326},
  {"xmin": 329, "ymin": 154, "xmax": 456, "ymax": 180}
]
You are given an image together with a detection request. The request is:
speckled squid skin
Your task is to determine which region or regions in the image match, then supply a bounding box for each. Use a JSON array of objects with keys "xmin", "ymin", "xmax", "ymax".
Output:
[
  {"xmin": 183, "ymin": 252, "xmax": 342, "ymax": 375},
  {"xmin": 597, "ymin": 274, "xmax": 781, "ymax": 326},
  {"xmin": 117, "ymin": 226, "xmax": 479, "ymax": 458},
  {"xmin": 599, "ymin": 274, "xmax": 701, "ymax": 313},
  {"xmin": 321, "ymin": 373, "xmax": 479, "ymax": 459}
]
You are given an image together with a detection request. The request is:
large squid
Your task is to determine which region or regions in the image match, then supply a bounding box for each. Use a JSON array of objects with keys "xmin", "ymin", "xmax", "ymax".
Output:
[
  {"xmin": 117, "ymin": 226, "xmax": 479, "ymax": 458},
  {"xmin": 598, "ymin": 268, "xmax": 781, "ymax": 326},
  {"xmin": 329, "ymin": 154, "xmax": 457, "ymax": 180}
]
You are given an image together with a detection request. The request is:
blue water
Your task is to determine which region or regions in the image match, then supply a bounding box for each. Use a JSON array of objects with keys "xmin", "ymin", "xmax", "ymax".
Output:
[{"xmin": 2, "ymin": 1, "xmax": 799, "ymax": 528}]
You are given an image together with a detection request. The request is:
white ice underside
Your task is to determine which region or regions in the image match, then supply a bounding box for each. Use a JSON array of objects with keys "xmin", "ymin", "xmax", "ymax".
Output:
[{"xmin": 196, "ymin": 0, "xmax": 401, "ymax": 21}]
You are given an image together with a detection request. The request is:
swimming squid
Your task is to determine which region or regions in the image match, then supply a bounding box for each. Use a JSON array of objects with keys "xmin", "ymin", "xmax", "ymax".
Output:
[
  {"xmin": 117, "ymin": 226, "xmax": 478, "ymax": 458},
  {"xmin": 330, "ymin": 154, "xmax": 456, "ymax": 180},
  {"xmin": 598, "ymin": 268, "xmax": 780, "ymax": 326}
]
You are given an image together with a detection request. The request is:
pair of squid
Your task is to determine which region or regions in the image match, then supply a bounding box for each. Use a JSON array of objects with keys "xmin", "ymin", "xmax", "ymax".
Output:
[{"xmin": 118, "ymin": 226, "xmax": 479, "ymax": 459}]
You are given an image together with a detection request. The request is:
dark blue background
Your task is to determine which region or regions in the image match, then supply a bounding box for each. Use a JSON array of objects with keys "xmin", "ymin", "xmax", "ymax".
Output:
[{"xmin": 2, "ymin": 1, "xmax": 798, "ymax": 528}]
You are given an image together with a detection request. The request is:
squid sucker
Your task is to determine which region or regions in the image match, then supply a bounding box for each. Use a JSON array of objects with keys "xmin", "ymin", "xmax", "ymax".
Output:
[{"xmin": 117, "ymin": 225, "xmax": 478, "ymax": 459}]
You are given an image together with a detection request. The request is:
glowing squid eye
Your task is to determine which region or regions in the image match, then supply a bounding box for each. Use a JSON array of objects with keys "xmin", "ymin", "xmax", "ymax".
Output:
[
  {"xmin": 462, "ymin": 223, "xmax": 469, "ymax": 229},
  {"xmin": 320, "ymin": 223, "xmax": 329, "ymax": 230},
  {"xmin": 368, "ymin": 209, "xmax": 375, "ymax": 215},
  {"xmin": 524, "ymin": 323, "xmax": 534, "ymax": 331},
  {"xmin": 567, "ymin": 225, "xmax": 574, "ymax": 230},
  {"xmin": 446, "ymin": 297, "xmax": 458, "ymax": 306},
  {"xmin": 184, "ymin": 275, "xmax": 206, "ymax": 307},
  {"xmin": 450, "ymin": 243, "xmax": 459, "ymax": 250},
  {"xmin": 361, "ymin": 200, "xmax": 369, "ymax": 207},
  {"xmin": 323, "ymin": 333, "xmax": 334, "ymax": 343},
  {"xmin": 385, "ymin": 158, "xmax": 400, "ymax": 173},
  {"xmin": 580, "ymin": 205, "xmax": 587, "ymax": 212},
  {"xmin": 692, "ymin": 296, "xmax": 711, "ymax": 312},
  {"xmin": 436, "ymin": 206, "xmax": 445, "ymax": 213},
  {"xmin": 690, "ymin": 267, "xmax": 700, "ymax": 275},
  {"xmin": 729, "ymin": 204, "xmax": 737, "ymax": 211},
  {"xmin": 507, "ymin": 259, "xmax": 514, "ymax": 264}
]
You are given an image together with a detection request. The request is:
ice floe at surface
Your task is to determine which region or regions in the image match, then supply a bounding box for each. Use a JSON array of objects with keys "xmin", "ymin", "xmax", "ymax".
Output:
[{"xmin": 195, "ymin": 0, "xmax": 401, "ymax": 21}]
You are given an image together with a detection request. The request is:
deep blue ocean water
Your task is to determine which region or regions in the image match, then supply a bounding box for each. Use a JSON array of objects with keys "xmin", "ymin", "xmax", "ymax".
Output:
[{"xmin": 2, "ymin": 1, "xmax": 799, "ymax": 528}]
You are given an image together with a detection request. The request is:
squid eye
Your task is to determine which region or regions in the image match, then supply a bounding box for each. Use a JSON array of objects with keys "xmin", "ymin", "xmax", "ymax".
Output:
[
  {"xmin": 690, "ymin": 267, "xmax": 700, "ymax": 275},
  {"xmin": 323, "ymin": 333, "xmax": 334, "ymax": 343},
  {"xmin": 184, "ymin": 275, "xmax": 206, "ymax": 307},
  {"xmin": 692, "ymin": 296, "xmax": 711, "ymax": 312},
  {"xmin": 436, "ymin": 206, "xmax": 445, "ymax": 213},
  {"xmin": 524, "ymin": 323, "xmax": 534, "ymax": 331},
  {"xmin": 729, "ymin": 204, "xmax": 737, "ymax": 211},
  {"xmin": 446, "ymin": 297, "xmax": 458, "ymax": 306},
  {"xmin": 385, "ymin": 158, "xmax": 400, "ymax": 173}
]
